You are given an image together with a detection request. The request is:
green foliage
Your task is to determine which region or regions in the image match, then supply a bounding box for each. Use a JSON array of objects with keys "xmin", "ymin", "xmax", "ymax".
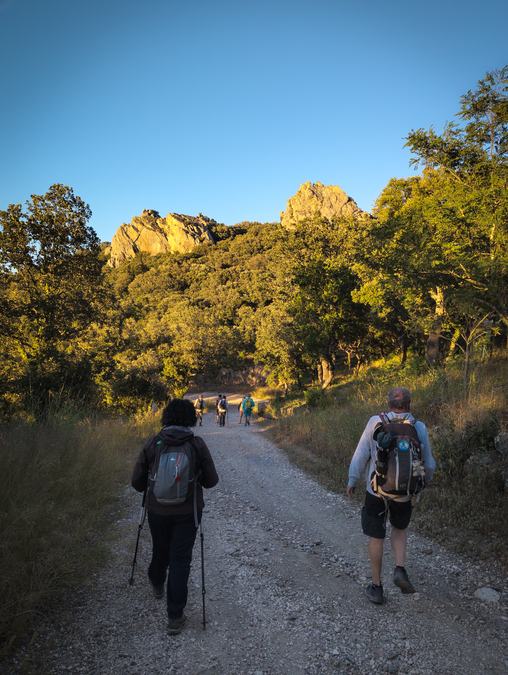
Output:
[
  {"xmin": 0, "ymin": 184, "xmax": 105, "ymax": 416},
  {"xmin": 433, "ymin": 409, "xmax": 499, "ymax": 481},
  {"xmin": 303, "ymin": 387, "xmax": 328, "ymax": 408},
  {"xmin": 353, "ymin": 67, "xmax": 508, "ymax": 374}
]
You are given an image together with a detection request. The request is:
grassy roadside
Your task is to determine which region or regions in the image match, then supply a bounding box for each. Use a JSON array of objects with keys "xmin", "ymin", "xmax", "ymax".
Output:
[
  {"xmin": 265, "ymin": 356, "xmax": 508, "ymax": 568},
  {"xmin": 0, "ymin": 411, "xmax": 157, "ymax": 654}
]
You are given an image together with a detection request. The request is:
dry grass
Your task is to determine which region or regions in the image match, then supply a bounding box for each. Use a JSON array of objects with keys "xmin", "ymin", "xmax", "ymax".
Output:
[
  {"xmin": 268, "ymin": 355, "xmax": 508, "ymax": 567},
  {"xmin": 0, "ymin": 412, "xmax": 157, "ymax": 654}
]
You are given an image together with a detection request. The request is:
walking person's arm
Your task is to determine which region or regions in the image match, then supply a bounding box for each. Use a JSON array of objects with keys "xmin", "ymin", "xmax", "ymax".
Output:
[
  {"xmin": 346, "ymin": 419, "xmax": 374, "ymax": 496},
  {"xmin": 415, "ymin": 421, "xmax": 436, "ymax": 483},
  {"xmin": 131, "ymin": 437, "xmax": 154, "ymax": 492},
  {"xmin": 193, "ymin": 437, "xmax": 219, "ymax": 488}
]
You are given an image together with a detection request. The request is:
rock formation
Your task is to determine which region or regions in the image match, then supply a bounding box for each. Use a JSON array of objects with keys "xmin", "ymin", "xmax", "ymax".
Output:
[
  {"xmin": 281, "ymin": 181, "xmax": 365, "ymax": 229},
  {"xmin": 107, "ymin": 210, "xmax": 216, "ymax": 267}
]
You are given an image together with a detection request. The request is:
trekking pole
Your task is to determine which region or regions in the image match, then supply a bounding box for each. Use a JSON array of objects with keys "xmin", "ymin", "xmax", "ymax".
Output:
[
  {"xmin": 200, "ymin": 520, "xmax": 206, "ymax": 629},
  {"xmin": 193, "ymin": 475, "xmax": 206, "ymax": 630},
  {"xmin": 128, "ymin": 487, "xmax": 147, "ymax": 585}
]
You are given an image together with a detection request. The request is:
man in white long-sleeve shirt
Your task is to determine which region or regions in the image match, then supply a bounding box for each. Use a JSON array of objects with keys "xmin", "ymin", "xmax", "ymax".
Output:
[{"xmin": 347, "ymin": 387, "xmax": 436, "ymax": 605}]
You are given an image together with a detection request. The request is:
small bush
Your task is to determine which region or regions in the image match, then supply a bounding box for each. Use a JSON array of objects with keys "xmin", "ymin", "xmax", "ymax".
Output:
[
  {"xmin": 432, "ymin": 410, "xmax": 499, "ymax": 480},
  {"xmin": 303, "ymin": 387, "xmax": 328, "ymax": 408}
]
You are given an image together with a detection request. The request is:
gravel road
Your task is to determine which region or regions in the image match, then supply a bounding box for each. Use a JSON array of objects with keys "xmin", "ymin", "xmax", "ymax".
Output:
[{"xmin": 8, "ymin": 409, "xmax": 508, "ymax": 674}]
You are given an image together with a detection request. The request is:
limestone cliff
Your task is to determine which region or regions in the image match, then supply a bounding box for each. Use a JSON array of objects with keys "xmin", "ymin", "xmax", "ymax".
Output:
[
  {"xmin": 281, "ymin": 181, "xmax": 365, "ymax": 229},
  {"xmin": 108, "ymin": 210, "xmax": 216, "ymax": 267}
]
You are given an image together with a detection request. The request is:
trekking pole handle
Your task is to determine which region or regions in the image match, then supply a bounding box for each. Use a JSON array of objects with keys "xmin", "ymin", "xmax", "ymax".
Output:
[{"xmin": 139, "ymin": 485, "xmax": 148, "ymax": 524}]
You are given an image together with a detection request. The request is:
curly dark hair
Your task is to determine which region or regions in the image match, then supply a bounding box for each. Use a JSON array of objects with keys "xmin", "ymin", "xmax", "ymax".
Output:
[{"xmin": 161, "ymin": 398, "xmax": 197, "ymax": 427}]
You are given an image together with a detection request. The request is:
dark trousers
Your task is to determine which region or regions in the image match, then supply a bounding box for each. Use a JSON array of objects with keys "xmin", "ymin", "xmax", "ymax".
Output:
[{"xmin": 147, "ymin": 511, "xmax": 199, "ymax": 619}]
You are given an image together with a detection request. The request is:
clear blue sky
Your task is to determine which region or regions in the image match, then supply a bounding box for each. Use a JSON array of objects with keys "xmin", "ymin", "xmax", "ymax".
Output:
[{"xmin": 1, "ymin": 0, "xmax": 506, "ymax": 241}]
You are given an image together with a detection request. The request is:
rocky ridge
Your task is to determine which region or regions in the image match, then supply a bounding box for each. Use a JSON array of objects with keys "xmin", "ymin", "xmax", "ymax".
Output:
[
  {"xmin": 106, "ymin": 182, "xmax": 367, "ymax": 267},
  {"xmin": 281, "ymin": 181, "xmax": 365, "ymax": 229},
  {"xmin": 107, "ymin": 209, "xmax": 216, "ymax": 267}
]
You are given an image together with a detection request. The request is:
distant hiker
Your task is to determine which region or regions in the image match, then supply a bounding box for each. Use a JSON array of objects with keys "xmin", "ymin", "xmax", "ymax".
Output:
[
  {"xmin": 217, "ymin": 395, "xmax": 228, "ymax": 427},
  {"xmin": 346, "ymin": 387, "xmax": 436, "ymax": 605},
  {"xmin": 238, "ymin": 395, "xmax": 246, "ymax": 424},
  {"xmin": 215, "ymin": 395, "xmax": 222, "ymax": 425},
  {"xmin": 150, "ymin": 400, "xmax": 159, "ymax": 414},
  {"xmin": 131, "ymin": 398, "xmax": 219, "ymax": 634},
  {"xmin": 194, "ymin": 394, "xmax": 205, "ymax": 426},
  {"xmin": 242, "ymin": 394, "xmax": 255, "ymax": 426}
]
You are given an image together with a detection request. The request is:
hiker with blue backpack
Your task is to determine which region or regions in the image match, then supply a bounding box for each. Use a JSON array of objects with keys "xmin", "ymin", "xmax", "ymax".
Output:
[
  {"xmin": 238, "ymin": 395, "xmax": 246, "ymax": 424},
  {"xmin": 242, "ymin": 394, "xmax": 255, "ymax": 426},
  {"xmin": 346, "ymin": 387, "xmax": 436, "ymax": 605},
  {"xmin": 131, "ymin": 398, "xmax": 219, "ymax": 634}
]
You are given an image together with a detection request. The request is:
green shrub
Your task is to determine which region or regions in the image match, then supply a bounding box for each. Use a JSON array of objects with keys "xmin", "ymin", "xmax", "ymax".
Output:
[
  {"xmin": 303, "ymin": 387, "xmax": 328, "ymax": 408},
  {"xmin": 432, "ymin": 410, "xmax": 499, "ymax": 480}
]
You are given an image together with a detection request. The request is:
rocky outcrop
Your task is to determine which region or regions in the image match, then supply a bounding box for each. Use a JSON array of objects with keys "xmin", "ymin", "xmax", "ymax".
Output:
[
  {"xmin": 107, "ymin": 210, "xmax": 217, "ymax": 267},
  {"xmin": 281, "ymin": 181, "xmax": 365, "ymax": 229}
]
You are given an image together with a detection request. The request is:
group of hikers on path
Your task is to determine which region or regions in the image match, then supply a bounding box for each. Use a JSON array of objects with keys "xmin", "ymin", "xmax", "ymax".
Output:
[
  {"xmin": 207, "ymin": 394, "xmax": 256, "ymax": 427},
  {"xmin": 191, "ymin": 393, "xmax": 256, "ymax": 427},
  {"xmin": 131, "ymin": 386, "xmax": 436, "ymax": 634}
]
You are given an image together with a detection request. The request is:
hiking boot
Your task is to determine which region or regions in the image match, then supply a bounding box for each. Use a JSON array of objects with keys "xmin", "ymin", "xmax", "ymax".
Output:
[
  {"xmin": 366, "ymin": 583, "xmax": 384, "ymax": 605},
  {"xmin": 393, "ymin": 566, "xmax": 416, "ymax": 594},
  {"xmin": 151, "ymin": 582, "xmax": 164, "ymax": 599},
  {"xmin": 167, "ymin": 614, "xmax": 187, "ymax": 635}
]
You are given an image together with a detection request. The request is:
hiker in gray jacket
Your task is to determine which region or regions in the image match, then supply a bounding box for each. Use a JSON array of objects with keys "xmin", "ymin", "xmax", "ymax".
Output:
[{"xmin": 346, "ymin": 387, "xmax": 436, "ymax": 605}]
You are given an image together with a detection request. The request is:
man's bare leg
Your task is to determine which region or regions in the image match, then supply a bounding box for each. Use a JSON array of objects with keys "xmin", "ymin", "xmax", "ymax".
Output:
[
  {"xmin": 391, "ymin": 527, "xmax": 415, "ymax": 592},
  {"xmin": 390, "ymin": 527, "xmax": 407, "ymax": 566},
  {"xmin": 368, "ymin": 537, "xmax": 384, "ymax": 585}
]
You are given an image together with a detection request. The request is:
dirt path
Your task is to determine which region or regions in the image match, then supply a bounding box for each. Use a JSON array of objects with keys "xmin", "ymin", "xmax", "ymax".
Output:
[{"xmin": 9, "ymin": 412, "xmax": 507, "ymax": 674}]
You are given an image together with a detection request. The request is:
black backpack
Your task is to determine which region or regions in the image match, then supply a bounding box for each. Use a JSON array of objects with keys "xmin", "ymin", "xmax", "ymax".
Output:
[{"xmin": 371, "ymin": 413, "xmax": 426, "ymax": 498}]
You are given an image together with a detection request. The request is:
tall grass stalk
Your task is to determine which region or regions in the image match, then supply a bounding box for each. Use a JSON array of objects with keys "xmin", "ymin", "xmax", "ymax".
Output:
[{"xmin": 0, "ymin": 413, "xmax": 156, "ymax": 653}]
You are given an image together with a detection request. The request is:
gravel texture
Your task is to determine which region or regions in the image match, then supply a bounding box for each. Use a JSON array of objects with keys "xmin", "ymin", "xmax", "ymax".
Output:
[{"xmin": 6, "ymin": 410, "xmax": 508, "ymax": 674}]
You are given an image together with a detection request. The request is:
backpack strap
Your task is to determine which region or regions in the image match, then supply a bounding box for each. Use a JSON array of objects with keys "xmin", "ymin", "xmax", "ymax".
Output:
[
  {"xmin": 145, "ymin": 433, "xmax": 164, "ymax": 500},
  {"xmin": 188, "ymin": 436, "xmax": 203, "ymax": 529},
  {"xmin": 188, "ymin": 436, "xmax": 201, "ymax": 482}
]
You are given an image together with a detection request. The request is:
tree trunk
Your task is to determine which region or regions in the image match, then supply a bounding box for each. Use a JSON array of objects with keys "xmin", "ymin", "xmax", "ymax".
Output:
[
  {"xmin": 320, "ymin": 357, "xmax": 334, "ymax": 389},
  {"xmin": 445, "ymin": 328, "xmax": 461, "ymax": 362},
  {"xmin": 426, "ymin": 287, "xmax": 445, "ymax": 366},
  {"xmin": 400, "ymin": 335, "xmax": 408, "ymax": 366},
  {"xmin": 463, "ymin": 340, "xmax": 472, "ymax": 400},
  {"xmin": 316, "ymin": 361, "xmax": 323, "ymax": 386}
]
